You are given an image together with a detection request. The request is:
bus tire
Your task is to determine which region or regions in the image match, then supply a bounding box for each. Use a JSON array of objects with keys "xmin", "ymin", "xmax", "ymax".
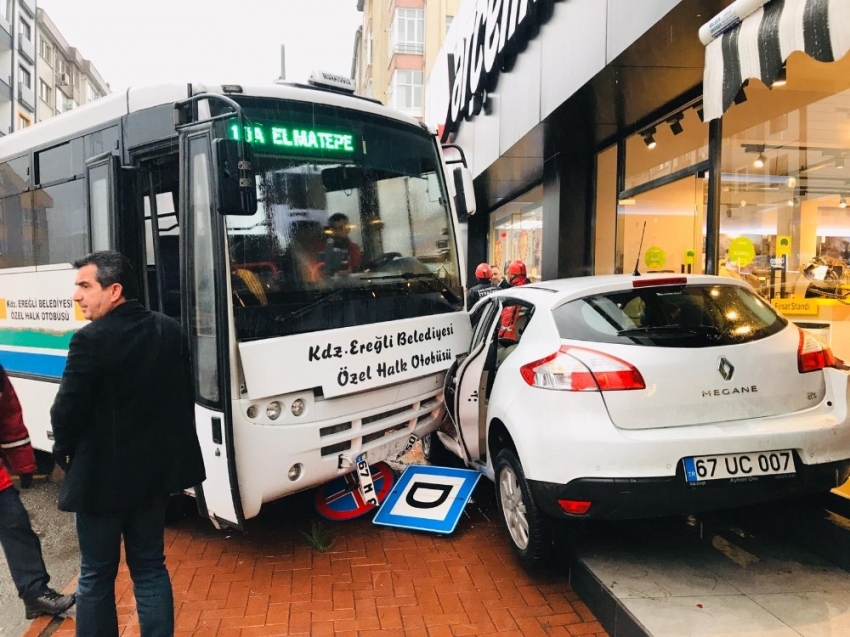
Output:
[{"xmin": 422, "ymin": 431, "xmax": 457, "ymax": 466}]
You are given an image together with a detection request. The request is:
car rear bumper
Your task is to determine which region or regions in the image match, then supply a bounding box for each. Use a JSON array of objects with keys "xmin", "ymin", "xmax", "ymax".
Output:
[{"xmin": 527, "ymin": 456, "xmax": 850, "ymax": 520}]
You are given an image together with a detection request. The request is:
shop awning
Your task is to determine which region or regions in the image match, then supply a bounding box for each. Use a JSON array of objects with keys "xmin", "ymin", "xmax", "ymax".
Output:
[{"xmin": 702, "ymin": 0, "xmax": 850, "ymax": 121}]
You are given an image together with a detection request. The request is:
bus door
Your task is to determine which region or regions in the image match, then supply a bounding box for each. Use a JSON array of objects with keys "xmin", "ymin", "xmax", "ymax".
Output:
[
  {"xmin": 132, "ymin": 151, "xmax": 182, "ymax": 321},
  {"xmin": 179, "ymin": 125, "xmax": 244, "ymax": 529}
]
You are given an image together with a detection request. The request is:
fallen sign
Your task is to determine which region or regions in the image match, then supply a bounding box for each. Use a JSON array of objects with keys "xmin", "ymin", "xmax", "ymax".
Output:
[
  {"xmin": 373, "ymin": 464, "xmax": 480, "ymax": 534},
  {"xmin": 314, "ymin": 460, "xmax": 394, "ymax": 521}
]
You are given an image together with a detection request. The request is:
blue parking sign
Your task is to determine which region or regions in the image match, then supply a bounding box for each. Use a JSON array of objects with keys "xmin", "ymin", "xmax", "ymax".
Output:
[{"xmin": 373, "ymin": 464, "xmax": 480, "ymax": 534}]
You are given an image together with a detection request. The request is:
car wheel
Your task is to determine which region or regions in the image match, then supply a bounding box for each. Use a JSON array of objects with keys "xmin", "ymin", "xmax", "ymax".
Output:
[
  {"xmin": 495, "ymin": 448, "xmax": 554, "ymax": 569},
  {"xmin": 422, "ymin": 430, "xmax": 457, "ymax": 466}
]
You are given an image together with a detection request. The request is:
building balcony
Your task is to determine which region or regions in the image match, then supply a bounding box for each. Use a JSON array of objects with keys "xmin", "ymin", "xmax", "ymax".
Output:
[
  {"xmin": 17, "ymin": 35, "xmax": 34, "ymax": 64},
  {"xmin": 17, "ymin": 83, "xmax": 34, "ymax": 112},
  {"xmin": 391, "ymin": 42, "xmax": 424, "ymax": 55},
  {"xmin": 20, "ymin": 0, "xmax": 36, "ymax": 18},
  {"xmin": 0, "ymin": 15, "xmax": 11, "ymax": 51},
  {"xmin": 0, "ymin": 75, "xmax": 11, "ymax": 102}
]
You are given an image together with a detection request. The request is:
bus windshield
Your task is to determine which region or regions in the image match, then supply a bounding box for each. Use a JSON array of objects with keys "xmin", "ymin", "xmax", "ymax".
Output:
[{"xmin": 218, "ymin": 98, "xmax": 462, "ymax": 341}]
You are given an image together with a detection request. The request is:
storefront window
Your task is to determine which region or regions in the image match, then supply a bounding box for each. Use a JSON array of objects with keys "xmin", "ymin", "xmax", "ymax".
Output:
[
  {"xmin": 489, "ymin": 185, "xmax": 543, "ymax": 282},
  {"xmin": 614, "ymin": 105, "xmax": 709, "ymax": 275},
  {"xmin": 624, "ymin": 106, "xmax": 708, "ymax": 190},
  {"xmin": 595, "ymin": 145, "xmax": 617, "ymax": 274},
  {"xmin": 719, "ymin": 51, "xmax": 850, "ymax": 360},
  {"xmin": 618, "ymin": 175, "xmax": 705, "ymax": 276}
]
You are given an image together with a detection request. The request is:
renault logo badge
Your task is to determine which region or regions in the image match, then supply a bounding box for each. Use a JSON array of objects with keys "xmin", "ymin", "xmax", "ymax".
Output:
[{"xmin": 718, "ymin": 357, "xmax": 734, "ymax": 381}]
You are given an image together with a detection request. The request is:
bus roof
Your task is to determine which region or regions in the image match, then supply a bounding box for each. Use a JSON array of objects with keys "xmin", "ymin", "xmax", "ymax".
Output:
[{"xmin": 0, "ymin": 82, "xmax": 425, "ymax": 161}]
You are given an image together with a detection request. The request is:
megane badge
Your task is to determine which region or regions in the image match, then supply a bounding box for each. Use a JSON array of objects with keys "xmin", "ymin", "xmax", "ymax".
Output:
[{"xmin": 718, "ymin": 357, "xmax": 734, "ymax": 381}]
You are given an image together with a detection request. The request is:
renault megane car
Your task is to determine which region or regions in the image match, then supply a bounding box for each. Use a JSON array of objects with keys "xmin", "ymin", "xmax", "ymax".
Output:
[{"xmin": 430, "ymin": 274, "xmax": 850, "ymax": 568}]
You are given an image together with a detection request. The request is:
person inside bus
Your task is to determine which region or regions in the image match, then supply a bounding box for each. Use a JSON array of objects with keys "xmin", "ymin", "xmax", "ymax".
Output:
[
  {"xmin": 0, "ymin": 364, "xmax": 76, "ymax": 621},
  {"xmin": 50, "ymin": 250, "xmax": 205, "ymax": 637},
  {"xmin": 325, "ymin": 212, "xmax": 362, "ymax": 272},
  {"xmin": 281, "ymin": 220, "xmax": 327, "ymax": 286}
]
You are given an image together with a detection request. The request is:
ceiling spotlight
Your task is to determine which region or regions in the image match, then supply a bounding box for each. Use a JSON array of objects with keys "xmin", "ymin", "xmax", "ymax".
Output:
[
  {"xmin": 642, "ymin": 128, "xmax": 657, "ymax": 149},
  {"xmin": 787, "ymin": 176, "xmax": 797, "ymax": 188},
  {"xmin": 667, "ymin": 114, "xmax": 684, "ymax": 135},
  {"xmin": 772, "ymin": 66, "xmax": 787, "ymax": 87},
  {"xmin": 753, "ymin": 153, "xmax": 766, "ymax": 168},
  {"xmin": 841, "ymin": 196, "xmax": 848, "ymax": 209},
  {"xmin": 837, "ymin": 156, "xmax": 845, "ymax": 169}
]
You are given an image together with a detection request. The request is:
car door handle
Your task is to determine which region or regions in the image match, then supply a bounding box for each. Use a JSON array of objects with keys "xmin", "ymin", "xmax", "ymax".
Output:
[{"xmin": 211, "ymin": 417, "xmax": 222, "ymax": 445}]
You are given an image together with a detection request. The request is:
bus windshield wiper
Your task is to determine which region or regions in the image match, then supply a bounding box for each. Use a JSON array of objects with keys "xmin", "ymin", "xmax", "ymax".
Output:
[
  {"xmin": 274, "ymin": 288, "xmax": 347, "ymax": 323},
  {"xmin": 367, "ymin": 272, "xmax": 462, "ymax": 304},
  {"xmin": 617, "ymin": 324, "xmax": 723, "ymax": 338}
]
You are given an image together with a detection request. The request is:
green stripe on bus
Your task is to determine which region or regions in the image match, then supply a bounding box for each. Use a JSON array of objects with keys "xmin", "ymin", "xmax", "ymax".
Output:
[{"xmin": 0, "ymin": 328, "xmax": 75, "ymax": 350}]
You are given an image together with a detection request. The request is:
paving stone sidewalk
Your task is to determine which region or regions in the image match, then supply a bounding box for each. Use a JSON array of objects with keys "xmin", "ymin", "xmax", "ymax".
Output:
[{"xmin": 22, "ymin": 470, "xmax": 607, "ymax": 636}]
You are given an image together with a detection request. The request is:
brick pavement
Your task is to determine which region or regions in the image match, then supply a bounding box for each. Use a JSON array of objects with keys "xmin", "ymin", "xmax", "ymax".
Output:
[{"xmin": 21, "ymin": 482, "xmax": 608, "ymax": 637}]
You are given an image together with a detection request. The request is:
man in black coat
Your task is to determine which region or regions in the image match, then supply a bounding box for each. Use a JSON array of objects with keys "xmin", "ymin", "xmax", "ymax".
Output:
[{"xmin": 51, "ymin": 251, "xmax": 205, "ymax": 637}]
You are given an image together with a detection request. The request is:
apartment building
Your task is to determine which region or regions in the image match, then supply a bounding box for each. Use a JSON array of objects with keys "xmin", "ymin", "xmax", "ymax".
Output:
[
  {"xmin": 353, "ymin": 0, "xmax": 459, "ymax": 120},
  {"xmin": 0, "ymin": 0, "xmax": 37, "ymax": 135},
  {"xmin": 35, "ymin": 8, "xmax": 109, "ymax": 123}
]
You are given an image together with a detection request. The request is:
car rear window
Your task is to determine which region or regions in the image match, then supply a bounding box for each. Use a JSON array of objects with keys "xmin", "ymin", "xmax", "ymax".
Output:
[{"xmin": 552, "ymin": 283, "xmax": 788, "ymax": 347}]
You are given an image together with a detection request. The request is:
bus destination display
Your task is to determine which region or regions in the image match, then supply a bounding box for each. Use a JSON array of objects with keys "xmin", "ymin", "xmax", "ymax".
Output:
[{"xmin": 227, "ymin": 121, "xmax": 358, "ymax": 156}]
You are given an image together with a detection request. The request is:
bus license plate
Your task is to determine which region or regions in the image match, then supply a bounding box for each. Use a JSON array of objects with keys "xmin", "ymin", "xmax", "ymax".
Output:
[
  {"xmin": 684, "ymin": 450, "xmax": 795, "ymax": 483},
  {"xmin": 354, "ymin": 453, "xmax": 379, "ymax": 507}
]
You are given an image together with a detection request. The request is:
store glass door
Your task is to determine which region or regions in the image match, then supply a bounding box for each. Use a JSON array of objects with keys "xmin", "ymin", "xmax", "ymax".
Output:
[{"xmin": 490, "ymin": 186, "xmax": 543, "ymax": 281}]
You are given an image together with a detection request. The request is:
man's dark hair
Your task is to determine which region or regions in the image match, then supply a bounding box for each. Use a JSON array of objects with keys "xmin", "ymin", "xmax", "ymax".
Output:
[
  {"xmin": 73, "ymin": 251, "xmax": 139, "ymax": 300},
  {"xmin": 328, "ymin": 212, "xmax": 349, "ymax": 225}
]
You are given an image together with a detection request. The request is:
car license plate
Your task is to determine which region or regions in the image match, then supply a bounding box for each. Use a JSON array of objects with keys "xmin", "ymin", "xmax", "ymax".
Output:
[
  {"xmin": 354, "ymin": 452, "xmax": 379, "ymax": 506},
  {"xmin": 684, "ymin": 450, "xmax": 796, "ymax": 483}
]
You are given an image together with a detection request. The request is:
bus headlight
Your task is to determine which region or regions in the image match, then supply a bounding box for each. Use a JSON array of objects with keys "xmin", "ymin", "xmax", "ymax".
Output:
[
  {"xmin": 288, "ymin": 464, "xmax": 303, "ymax": 481},
  {"xmin": 266, "ymin": 401, "xmax": 282, "ymax": 420},
  {"xmin": 246, "ymin": 405, "xmax": 259, "ymax": 419},
  {"xmin": 291, "ymin": 399, "xmax": 305, "ymax": 417}
]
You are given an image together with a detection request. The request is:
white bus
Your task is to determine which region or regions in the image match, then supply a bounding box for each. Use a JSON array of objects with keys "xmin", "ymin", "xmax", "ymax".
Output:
[{"xmin": 0, "ymin": 73, "xmax": 476, "ymax": 528}]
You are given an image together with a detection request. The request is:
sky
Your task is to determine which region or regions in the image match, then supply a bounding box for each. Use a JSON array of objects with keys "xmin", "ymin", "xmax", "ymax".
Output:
[{"xmin": 36, "ymin": 0, "xmax": 364, "ymax": 92}]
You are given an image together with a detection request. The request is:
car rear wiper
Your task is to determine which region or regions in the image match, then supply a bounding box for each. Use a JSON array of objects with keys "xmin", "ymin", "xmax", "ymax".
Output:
[
  {"xmin": 617, "ymin": 324, "xmax": 723, "ymax": 338},
  {"xmin": 368, "ymin": 272, "xmax": 462, "ymax": 305}
]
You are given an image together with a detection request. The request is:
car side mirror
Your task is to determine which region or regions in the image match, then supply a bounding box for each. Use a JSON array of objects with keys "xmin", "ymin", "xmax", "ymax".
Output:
[{"xmin": 212, "ymin": 138, "xmax": 257, "ymax": 216}]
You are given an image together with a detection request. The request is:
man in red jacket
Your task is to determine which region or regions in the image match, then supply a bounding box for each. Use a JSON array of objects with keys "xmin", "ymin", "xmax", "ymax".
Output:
[
  {"xmin": 0, "ymin": 365, "xmax": 75, "ymax": 620},
  {"xmin": 498, "ymin": 260, "xmax": 530, "ymax": 342}
]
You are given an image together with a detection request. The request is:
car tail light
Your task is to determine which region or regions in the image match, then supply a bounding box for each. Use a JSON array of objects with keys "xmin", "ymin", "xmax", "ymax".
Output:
[
  {"xmin": 798, "ymin": 328, "xmax": 837, "ymax": 373},
  {"xmin": 519, "ymin": 346, "xmax": 645, "ymax": 391},
  {"xmin": 557, "ymin": 499, "xmax": 592, "ymax": 515}
]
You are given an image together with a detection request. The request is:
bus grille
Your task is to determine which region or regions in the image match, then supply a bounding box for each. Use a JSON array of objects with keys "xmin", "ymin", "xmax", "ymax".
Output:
[
  {"xmin": 318, "ymin": 394, "xmax": 442, "ymax": 457},
  {"xmin": 320, "ymin": 441, "xmax": 352, "ymax": 456},
  {"xmin": 320, "ymin": 422, "xmax": 352, "ymax": 437},
  {"xmin": 363, "ymin": 406, "xmax": 407, "ymax": 425}
]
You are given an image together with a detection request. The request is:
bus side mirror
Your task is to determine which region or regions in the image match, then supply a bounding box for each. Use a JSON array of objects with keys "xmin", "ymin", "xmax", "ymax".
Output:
[
  {"xmin": 212, "ymin": 138, "xmax": 257, "ymax": 216},
  {"xmin": 453, "ymin": 166, "xmax": 476, "ymax": 218}
]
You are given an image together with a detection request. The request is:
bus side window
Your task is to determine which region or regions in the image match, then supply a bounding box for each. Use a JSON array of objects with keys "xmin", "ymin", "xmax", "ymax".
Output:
[{"xmin": 142, "ymin": 157, "xmax": 181, "ymax": 320}]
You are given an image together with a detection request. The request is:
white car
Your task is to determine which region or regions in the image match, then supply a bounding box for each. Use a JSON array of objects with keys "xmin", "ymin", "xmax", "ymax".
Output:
[{"xmin": 430, "ymin": 274, "xmax": 850, "ymax": 568}]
